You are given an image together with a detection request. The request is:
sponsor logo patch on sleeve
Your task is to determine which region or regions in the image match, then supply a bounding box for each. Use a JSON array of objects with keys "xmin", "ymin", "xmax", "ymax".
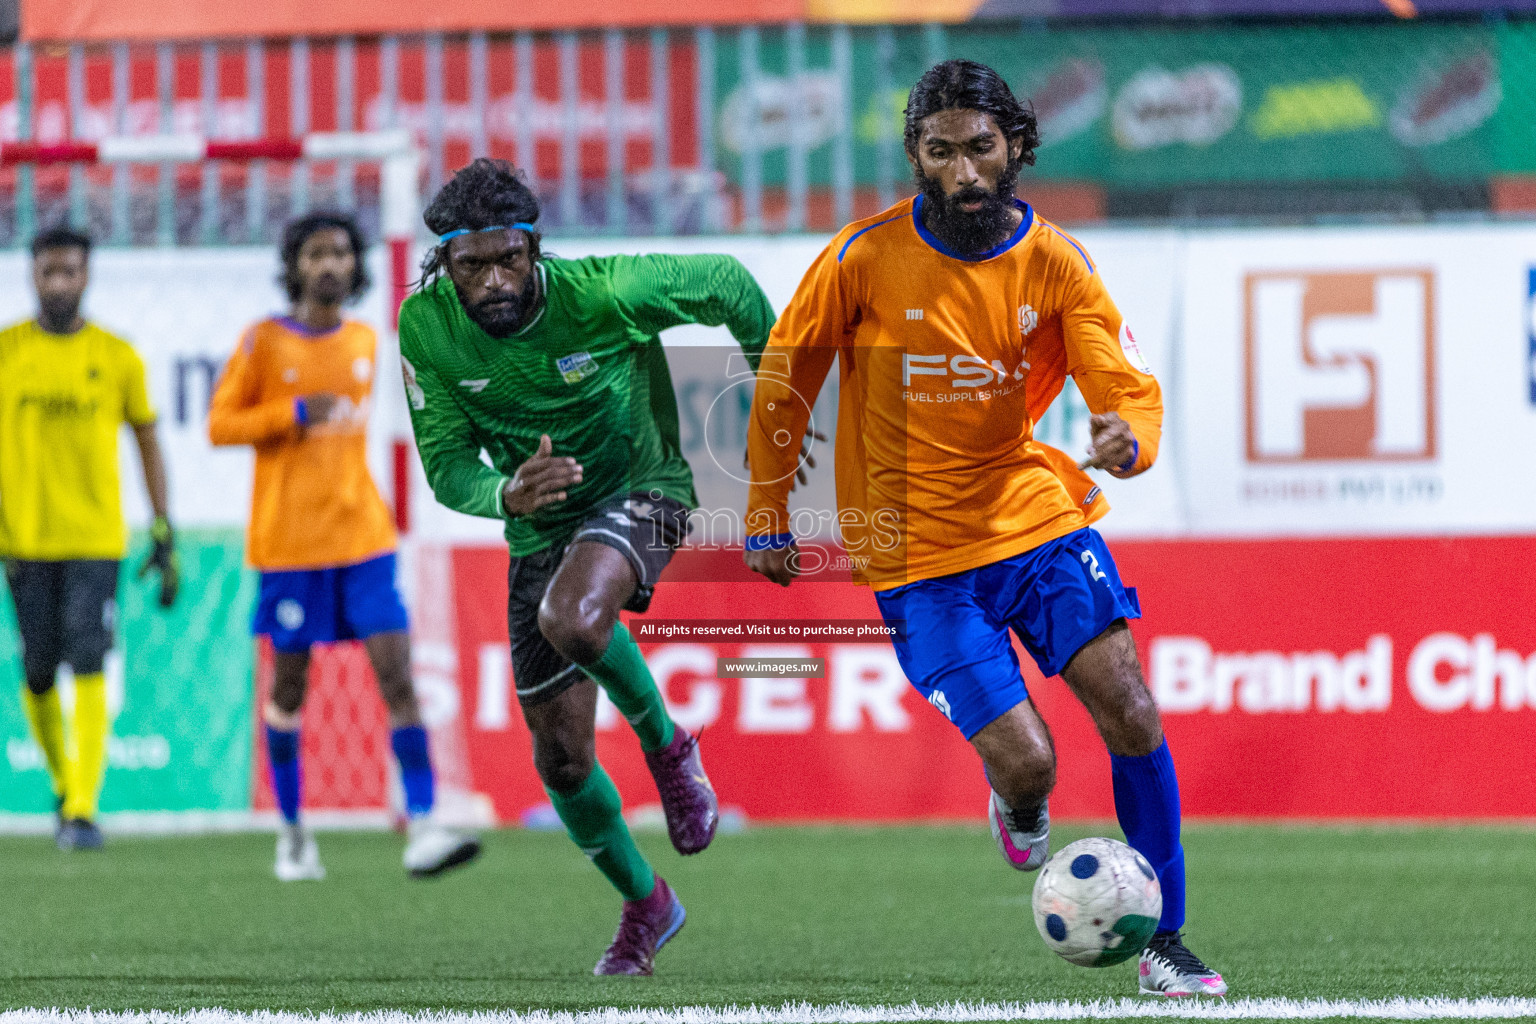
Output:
[
  {"xmin": 401, "ymin": 356, "xmax": 425, "ymax": 410},
  {"xmin": 1120, "ymin": 322, "xmax": 1153, "ymax": 375}
]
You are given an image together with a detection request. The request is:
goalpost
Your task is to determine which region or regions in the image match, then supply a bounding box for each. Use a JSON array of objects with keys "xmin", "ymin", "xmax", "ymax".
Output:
[{"xmin": 0, "ymin": 130, "xmax": 494, "ymax": 833}]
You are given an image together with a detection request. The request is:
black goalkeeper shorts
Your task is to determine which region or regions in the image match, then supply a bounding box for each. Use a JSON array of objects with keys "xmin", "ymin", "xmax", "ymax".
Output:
[
  {"xmin": 4, "ymin": 559, "xmax": 120, "ymax": 691},
  {"xmin": 507, "ymin": 492, "xmax": 689, "ymax": 707}
]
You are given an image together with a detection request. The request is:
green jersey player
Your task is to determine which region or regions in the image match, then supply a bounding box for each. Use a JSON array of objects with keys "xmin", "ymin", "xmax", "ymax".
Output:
[{"xmin": 399, "ymin": 159, "xmax": 774, "ymax": 976}]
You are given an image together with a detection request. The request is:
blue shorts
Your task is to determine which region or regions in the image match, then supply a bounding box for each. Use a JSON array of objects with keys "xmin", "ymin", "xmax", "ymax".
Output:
[
  {"xmin": 253, "ymin": 552, "xmax": 410, "ymax": 654},
  {"xmin": 873, "ymin": 527, "xmax": 1141, "ymax": 739}
]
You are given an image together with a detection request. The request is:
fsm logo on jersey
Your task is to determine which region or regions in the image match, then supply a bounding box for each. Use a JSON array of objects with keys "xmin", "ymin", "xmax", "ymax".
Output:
[{"xmin": 1243, "ymin": 269, "xmax": 1436, "ymax": 463}]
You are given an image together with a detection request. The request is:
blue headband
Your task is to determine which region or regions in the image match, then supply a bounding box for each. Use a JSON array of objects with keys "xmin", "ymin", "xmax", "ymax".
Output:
[{"xmin": 437, "ymin": 223, "xmax": 536, "ymax": 244}]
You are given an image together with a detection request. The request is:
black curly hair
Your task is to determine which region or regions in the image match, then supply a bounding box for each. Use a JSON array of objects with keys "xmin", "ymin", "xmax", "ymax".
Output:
[
  {"xmin": 31, "ymin": 224, "xmax": 92, "ymax": 259},
  {"xmin": 418, "ymin": 158, "xmax": 542, "ymax": 287},
  {"xmin": 279, "ymin": 211, "xmax": 371, "ymax": 303},
  {"xmin": 903, "ymin": 59, "xmax": 1041, "ymax": 170}
]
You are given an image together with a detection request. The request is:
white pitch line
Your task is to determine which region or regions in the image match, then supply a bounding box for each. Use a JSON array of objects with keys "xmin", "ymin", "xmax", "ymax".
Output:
[{"xmin": 4, "ymin": 999, "xmax": 1536, "ymax": 1024}]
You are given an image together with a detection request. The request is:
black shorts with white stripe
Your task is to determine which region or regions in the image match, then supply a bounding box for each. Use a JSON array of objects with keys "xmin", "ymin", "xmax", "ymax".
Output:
[{"xmin": 505, "ymin": 492, "xmax": 690, "ymax": 708}]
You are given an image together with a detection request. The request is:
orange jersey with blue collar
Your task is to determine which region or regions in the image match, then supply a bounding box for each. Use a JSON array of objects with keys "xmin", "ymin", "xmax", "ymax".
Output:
[
  {"xmin": 746, "ymin": 196, "xmax": 1162, "ymax": 589},
  {"xmin": 208, "ymin": 316, "xmax": 396, "ymax": 571}
]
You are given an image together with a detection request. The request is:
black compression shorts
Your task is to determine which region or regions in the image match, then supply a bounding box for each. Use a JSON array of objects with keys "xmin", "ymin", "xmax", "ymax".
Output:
[{"xmin": 506, "ymin": 492, "xmax": 689, "ymax": 707}]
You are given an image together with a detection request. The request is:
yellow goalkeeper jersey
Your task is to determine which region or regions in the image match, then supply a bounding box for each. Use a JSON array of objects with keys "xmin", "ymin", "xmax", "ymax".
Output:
[{"xmin": 0, "ymin": 319, "xmax": 157, "ymax": 561}]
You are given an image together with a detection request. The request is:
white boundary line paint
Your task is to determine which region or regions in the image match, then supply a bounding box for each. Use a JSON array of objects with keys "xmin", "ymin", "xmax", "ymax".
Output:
[{"xmin": 3, "ymin": 999, "xmax": 1536, "ymax": 1023}]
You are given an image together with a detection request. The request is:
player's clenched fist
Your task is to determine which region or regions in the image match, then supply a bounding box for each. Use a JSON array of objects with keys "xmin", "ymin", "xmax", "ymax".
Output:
[
  {"xmin": 744, "ymin": 543, "xmax": 801, "ymax": 588},
  {"xmin": 502, "ymin": 433, "xmax": 583, "ymax": 517},
  {"xmin": 1077, "ymin": 412, "xmax": 1139, "ymax": 477},
  {"xmin": 298, "ymin": 391, "xmax": 340, "ymax": 425}
]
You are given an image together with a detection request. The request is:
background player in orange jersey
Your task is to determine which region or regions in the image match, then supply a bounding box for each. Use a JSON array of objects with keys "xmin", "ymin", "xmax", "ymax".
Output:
[
  {"xmin": 744, "ymin": 60, "xmax": 1225, "ymax": 997},
  {"xmin": 209, "ymin": 213, "xmax": 479, "ymax": 882}
]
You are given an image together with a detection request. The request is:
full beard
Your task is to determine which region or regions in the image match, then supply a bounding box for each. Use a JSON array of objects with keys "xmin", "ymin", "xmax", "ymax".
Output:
[
  {"xmin": 916, "ymin": 162, "xmax": 1021, "ymax": 257},
  {"xmin": 307, "ymin": 273, "xmax": 349, "ymax": 307},
  {"xmin": 38, "ymin": 295, "xmax": 81, "ymax": 333},
  {"xmin": 461, "ymin": 271, "xmax": 540, "ymax": 338}
]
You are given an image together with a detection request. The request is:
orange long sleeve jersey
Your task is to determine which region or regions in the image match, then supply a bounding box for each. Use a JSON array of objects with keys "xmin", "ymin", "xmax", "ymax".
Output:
[
  {"xmin": 746, "ymin": 197, "xmax": 1162, "ymax": 590},
  {"xmin": 207, "ymin": 317, "xmax": 396, "ymax": 571}
]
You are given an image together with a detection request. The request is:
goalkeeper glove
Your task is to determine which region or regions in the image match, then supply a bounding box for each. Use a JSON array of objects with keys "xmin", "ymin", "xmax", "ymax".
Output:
[{"xmin": 138, "ymin": 516, "xmax": 180, "ymax": 608}]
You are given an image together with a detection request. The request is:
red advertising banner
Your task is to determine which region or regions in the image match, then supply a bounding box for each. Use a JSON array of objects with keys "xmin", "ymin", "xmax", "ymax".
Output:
[
  {"xmin": 37, "ymin": 0, "xmax": 1516, "ymax": 40},
  {"xmin": 1132, "ymin": 535, "xmax": 1536, "ymax": 818},
  {"xmin": 451, "ymin": 544, "xmax": 993, "ymax": 823},
  {"xmin": 445, "ymin": 536, "xmax": 1536, "ymax": 824},
  {"xmin": 23, "ymin": 0, "xmax": 802, "ymax": 43}
]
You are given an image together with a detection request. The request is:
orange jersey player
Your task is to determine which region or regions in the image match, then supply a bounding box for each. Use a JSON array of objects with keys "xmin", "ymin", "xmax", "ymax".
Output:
[
  {"xmin": 210, "ymin": 315, "xmax": 395, "ymax": 570},
  {"xmin": 745, "ymin": 61, "xmax": 1225, "ymax": 998},
  {"xmin": 745, "ymin": 169, "xmax": 1158, "ymax": 589},
  {"xmin": 208, "ymin": 212, "xmax": 479, "ymax": 883}
]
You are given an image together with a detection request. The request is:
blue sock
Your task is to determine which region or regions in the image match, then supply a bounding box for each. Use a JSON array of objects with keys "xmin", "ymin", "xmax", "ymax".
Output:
[
  {"xmin": 265, "ymin": 724, "xmax": 302, "ymax": 825},
  {"xmin": 390, "ymin": 725, "xmax": 435, "ymax": 818},
  {"xmin": 1110, "ymin": 737, "xmax": 1186, "ymax": 934}
]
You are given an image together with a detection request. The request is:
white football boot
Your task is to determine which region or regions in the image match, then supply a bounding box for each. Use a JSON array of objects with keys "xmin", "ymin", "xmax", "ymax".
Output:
[
  {"xmin": 274, "ymin": 823, "xmax": 326, "ymax": 882},
  {"xmin": 1138, "ymin": 931, "xmax": 1228, "ymax": 997},
  {"xmin": 988, "ymin": 790, "xmax": 1050, "ymax": 871},
  {"xmin": 402, "ymin": 817, "xmax": 482, "ymax": 878}
]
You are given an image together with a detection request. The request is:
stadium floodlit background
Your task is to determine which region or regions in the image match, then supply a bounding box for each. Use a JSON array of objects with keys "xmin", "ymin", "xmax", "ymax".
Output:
[{"xmin": 3, "ymin": 0, "xmax": 1536, "ymax": 1015}]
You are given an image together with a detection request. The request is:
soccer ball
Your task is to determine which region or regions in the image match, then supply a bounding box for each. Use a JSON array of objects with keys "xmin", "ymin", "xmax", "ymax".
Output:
[{"xmin": 1031, "ymin": 837, "xmax": 1162, "ymax": 967}]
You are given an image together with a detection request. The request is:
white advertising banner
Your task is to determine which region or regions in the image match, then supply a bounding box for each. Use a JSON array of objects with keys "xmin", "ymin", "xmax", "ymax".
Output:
[
  {"xmin": 404, "ymin": 235, "xmax": 840, "ymax": 544},
  {"xmin": 0, "ymin": 248, "xmax": 395, "ymax": 529},
  {"xmin": 407, "ymin": 228, "xmax": 1188, "ymax": 544},
  {"xmin": 1064, "ymin": 227, "xmax": 1186, "ymax": 538},
  {"xmin": 1178, "ymin": 223, "xmax": 1536, "ymax": 536},
  {"xmin": 10, "ymin": 220, "xmax": 1532, "ymax": 542}
]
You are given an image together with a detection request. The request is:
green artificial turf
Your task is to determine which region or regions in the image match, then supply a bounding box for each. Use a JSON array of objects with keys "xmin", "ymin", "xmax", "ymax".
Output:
[{"xmin": 1, "ymin": 823, "xmax": 1533, "ymax": 1013}]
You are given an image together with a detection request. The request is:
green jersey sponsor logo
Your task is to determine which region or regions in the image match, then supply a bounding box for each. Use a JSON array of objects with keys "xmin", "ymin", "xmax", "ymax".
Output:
[{"xmin": 557, "ymin": 351, "xmax": 599, "ymax": 384}]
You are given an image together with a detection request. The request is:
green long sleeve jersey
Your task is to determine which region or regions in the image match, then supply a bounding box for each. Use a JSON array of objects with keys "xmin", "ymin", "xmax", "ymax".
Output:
[{"xmin": 398, "ymin": 252, "xmax": 774, "ymax": 554}]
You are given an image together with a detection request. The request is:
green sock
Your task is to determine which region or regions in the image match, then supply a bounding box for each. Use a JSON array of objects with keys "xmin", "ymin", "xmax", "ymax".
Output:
[
  {"xmin": 546, "ymin": 763, "xmax": 656, "ymax": 901},
  {"xmin": 579, "ymin": 622, "xmax": 676, "ymax": 752}
]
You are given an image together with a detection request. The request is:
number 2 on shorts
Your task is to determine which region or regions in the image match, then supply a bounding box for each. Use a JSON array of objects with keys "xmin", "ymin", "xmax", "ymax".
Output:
[{"xmin": 1081, "ymin": 549, "xmax": 1107, "ymax": 582}]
